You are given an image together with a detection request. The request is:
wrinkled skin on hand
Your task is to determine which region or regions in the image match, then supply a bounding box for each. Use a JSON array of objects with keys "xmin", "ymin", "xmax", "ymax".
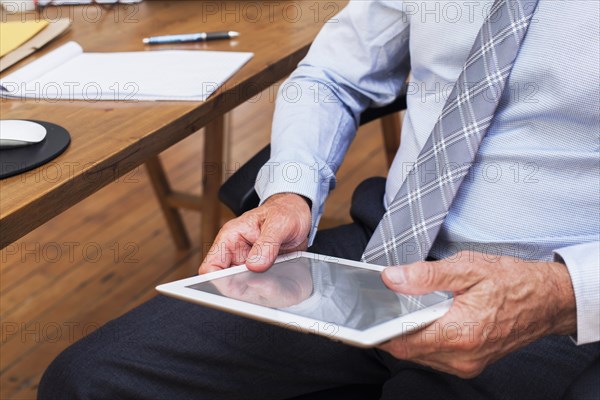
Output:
[
  {"xmin": 379, "ymin": 252, "xmax": 577, "ymax": 378},
  {"xmin": 200, "ymin": 193, "xmax": 311, "ymax": 274}
]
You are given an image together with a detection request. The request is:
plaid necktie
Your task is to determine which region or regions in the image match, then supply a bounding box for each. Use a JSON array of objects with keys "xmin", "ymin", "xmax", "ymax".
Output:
[{"xmin": 362, "ymin": 0, "xmax": 539, "ymax": 266}]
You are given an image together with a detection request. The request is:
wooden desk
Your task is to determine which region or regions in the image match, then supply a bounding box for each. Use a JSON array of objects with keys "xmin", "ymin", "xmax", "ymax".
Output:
[{"xmin": 0, "ymin": 1, "xmax": 346, "ymax": 250}]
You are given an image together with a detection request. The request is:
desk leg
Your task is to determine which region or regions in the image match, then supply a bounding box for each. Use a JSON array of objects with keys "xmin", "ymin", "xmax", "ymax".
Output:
[
  {"xmin": 145, "ymin": 156, "xmax": 191, "ymax": 250},
  {"xmin": 146, "ymin": 114, "xmax": 229, "ymax": 255},
  {"xmin": 201, "ymin": 115, "xmax": 226, "ymax": 251}
]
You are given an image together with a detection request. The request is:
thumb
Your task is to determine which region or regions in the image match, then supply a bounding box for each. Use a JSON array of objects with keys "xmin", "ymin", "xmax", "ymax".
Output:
[
  {"xmin": 246, "ymin": 229, "xmax": 282, "ymax": 272},
  {"xmin": 382, "ymin": 260, "xmax": 481, "ymax": 295}
]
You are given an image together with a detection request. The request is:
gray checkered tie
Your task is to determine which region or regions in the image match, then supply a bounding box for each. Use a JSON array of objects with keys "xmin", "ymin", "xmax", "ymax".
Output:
[{"xmin": 362, "ymin": 0, "xmax": 539, "ymax": 266}]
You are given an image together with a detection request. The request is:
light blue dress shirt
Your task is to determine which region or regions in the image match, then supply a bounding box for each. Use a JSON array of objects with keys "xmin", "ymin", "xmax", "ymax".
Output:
[{"xmin": 255, "ymin": 1, "xmax": 599, "ymax": 344}]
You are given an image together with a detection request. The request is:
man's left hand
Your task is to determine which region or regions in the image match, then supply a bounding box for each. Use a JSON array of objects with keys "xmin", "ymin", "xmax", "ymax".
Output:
[{"xmin": 380, "ymin": 251, "xmax": 577, "ymax": 378}]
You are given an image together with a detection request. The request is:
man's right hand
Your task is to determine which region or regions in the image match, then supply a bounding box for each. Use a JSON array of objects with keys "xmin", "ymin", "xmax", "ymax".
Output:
[{"xmin": 199, "ymin": 193, "xmax": 312, "ymax": 275}]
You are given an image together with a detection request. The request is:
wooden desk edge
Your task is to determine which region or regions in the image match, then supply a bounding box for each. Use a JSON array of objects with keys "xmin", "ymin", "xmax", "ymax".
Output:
[{"xmin": 0, "ymin": 44, "xmax": 309, "ymax": 249}]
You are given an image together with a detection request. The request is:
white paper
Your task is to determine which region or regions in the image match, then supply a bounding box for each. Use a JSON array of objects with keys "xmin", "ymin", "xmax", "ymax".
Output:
[
  {"xmin": 0, "ymin": 41, "xmax": 254, "ymax": 102},
  {"xmin": 0, "ymin": 0, "xmax": 141, "ymax": 12}
]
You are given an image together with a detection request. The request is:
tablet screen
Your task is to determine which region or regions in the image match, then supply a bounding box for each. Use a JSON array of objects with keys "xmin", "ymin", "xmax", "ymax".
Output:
[{"xmin": 187, "ymin": 256, "xmax": 451, "ymax": 331}]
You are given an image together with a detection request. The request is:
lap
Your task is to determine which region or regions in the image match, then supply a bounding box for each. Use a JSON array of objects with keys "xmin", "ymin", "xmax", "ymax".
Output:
[
  {"xmin": 45, "ymin": 295, "xmax": 386, "ymax": 400},
  {"xmin": 39, "ymin": 176, "xmax": 599, "ymax": 399},
  {"xmin": 38, "ymin": 221, "xmax": 388, "ymax": 400},
  {"xmin": 379, "ymin": 337, "xmax": 600, "ymax": 400}
]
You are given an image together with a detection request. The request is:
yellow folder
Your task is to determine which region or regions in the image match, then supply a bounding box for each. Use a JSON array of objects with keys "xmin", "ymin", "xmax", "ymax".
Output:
[{"xmin": 0, "ymin": 20, "xmax": 49, "ymax": 57}]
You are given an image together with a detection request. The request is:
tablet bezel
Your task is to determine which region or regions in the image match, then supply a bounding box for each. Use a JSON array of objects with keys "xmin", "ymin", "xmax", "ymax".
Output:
[{"xmin": 156, "ymin": 251, "xmax": 453, "ymax": 347}]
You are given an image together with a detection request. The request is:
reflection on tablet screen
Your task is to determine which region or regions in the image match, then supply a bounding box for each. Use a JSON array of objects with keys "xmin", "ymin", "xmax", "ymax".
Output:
[{"xmin": 187, "ymin": 257, "xmax": 451, "ymax": 331}]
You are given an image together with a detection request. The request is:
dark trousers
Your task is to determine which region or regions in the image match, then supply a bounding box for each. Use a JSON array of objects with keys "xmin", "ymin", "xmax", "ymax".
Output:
[{"xmin": 38, "ymin": 178, "xmax": 599, "ymax": 400}]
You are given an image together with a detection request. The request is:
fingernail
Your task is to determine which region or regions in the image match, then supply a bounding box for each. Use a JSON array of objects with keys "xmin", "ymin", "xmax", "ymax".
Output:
[
  {"xmin": 384, "ymin": 267, "xmax": 406, "ymax": 285},
  {"xmin": 247, "ymin": 253, "xmax": 265, "ymax": 265}
]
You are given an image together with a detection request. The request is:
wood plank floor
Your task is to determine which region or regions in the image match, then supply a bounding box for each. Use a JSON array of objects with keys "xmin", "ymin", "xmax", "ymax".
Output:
[{"xmin": 0, "ymin": 88, "xmax": 390, "ymax": 399}]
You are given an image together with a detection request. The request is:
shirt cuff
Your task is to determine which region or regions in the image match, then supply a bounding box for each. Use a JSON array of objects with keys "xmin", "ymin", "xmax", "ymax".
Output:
[
  {"xmin": 553, "ymin": 242, "xmax": 600, "ymax": 345},
  {"xmin": 255, "ymin": 160, "xmax": 329, "ymax": 245}
]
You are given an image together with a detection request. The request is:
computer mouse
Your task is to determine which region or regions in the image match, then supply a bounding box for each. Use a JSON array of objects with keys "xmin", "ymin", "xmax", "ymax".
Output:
[{"xmin": 0, "ymin": 120, "xmax": 47, "ymax": 148}]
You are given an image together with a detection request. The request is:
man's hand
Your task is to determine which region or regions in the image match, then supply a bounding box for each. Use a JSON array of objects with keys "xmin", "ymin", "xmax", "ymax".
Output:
[
  {"xmin": 379, "ymin": 251, "xmax": 577, "ymax": 378},
  {"xmin": 199, "ymin": 193, "xmax": 312, "ymax": 274}
]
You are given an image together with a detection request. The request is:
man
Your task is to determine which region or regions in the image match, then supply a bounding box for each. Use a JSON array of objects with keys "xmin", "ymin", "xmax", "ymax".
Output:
[{"xmin": 39, "ymin": 1, "xmax": 599, "ymax": 399}]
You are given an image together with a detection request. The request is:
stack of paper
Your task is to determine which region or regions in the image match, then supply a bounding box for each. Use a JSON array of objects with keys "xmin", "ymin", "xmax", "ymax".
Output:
[
  {"xmin": 0, "ymin": 19, "xmax": 71, "ymax": 72},
  {"xmin": 0, "ymin": 0, "xmax": 142, "ymax": 12},
  {"xmin": 0, "ymin": 41, "xmax": 254, "ymax": 102},
  {"xmin": 0, "ymin": 20, "xmax": 49, "ymax": 57}
]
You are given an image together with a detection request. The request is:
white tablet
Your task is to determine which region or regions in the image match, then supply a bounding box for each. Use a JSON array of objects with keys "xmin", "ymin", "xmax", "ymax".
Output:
[{"xmin": 156, "ymin": 251, "xmax": 453, "ymax": 347}]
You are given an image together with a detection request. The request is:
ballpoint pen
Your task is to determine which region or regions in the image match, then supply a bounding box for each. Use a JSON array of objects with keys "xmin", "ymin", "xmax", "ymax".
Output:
[{"xmin": 143, "ymin": 31, "xmax": 240, "ymax": 45}]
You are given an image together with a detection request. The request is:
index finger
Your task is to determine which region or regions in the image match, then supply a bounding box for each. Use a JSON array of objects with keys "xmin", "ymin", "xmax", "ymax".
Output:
[{"xmin": 199, "ymin": 238, "xmax": 232, "ymax": 275}]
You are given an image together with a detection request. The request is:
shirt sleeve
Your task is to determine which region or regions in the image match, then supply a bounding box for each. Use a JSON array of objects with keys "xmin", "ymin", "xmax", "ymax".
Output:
[
  {"xmin": 553, "ymin": 241, "xmax": 600, "ymax": 345},
  {"xmin": 255, "ymin": 1, "xmax": 412, "ymax": 244}
]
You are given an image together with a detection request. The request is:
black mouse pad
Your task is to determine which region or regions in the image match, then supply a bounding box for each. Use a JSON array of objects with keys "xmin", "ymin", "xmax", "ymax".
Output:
[{"xmin": 0, "ymin": 120, "xmax": 71, "ymax": 180}]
